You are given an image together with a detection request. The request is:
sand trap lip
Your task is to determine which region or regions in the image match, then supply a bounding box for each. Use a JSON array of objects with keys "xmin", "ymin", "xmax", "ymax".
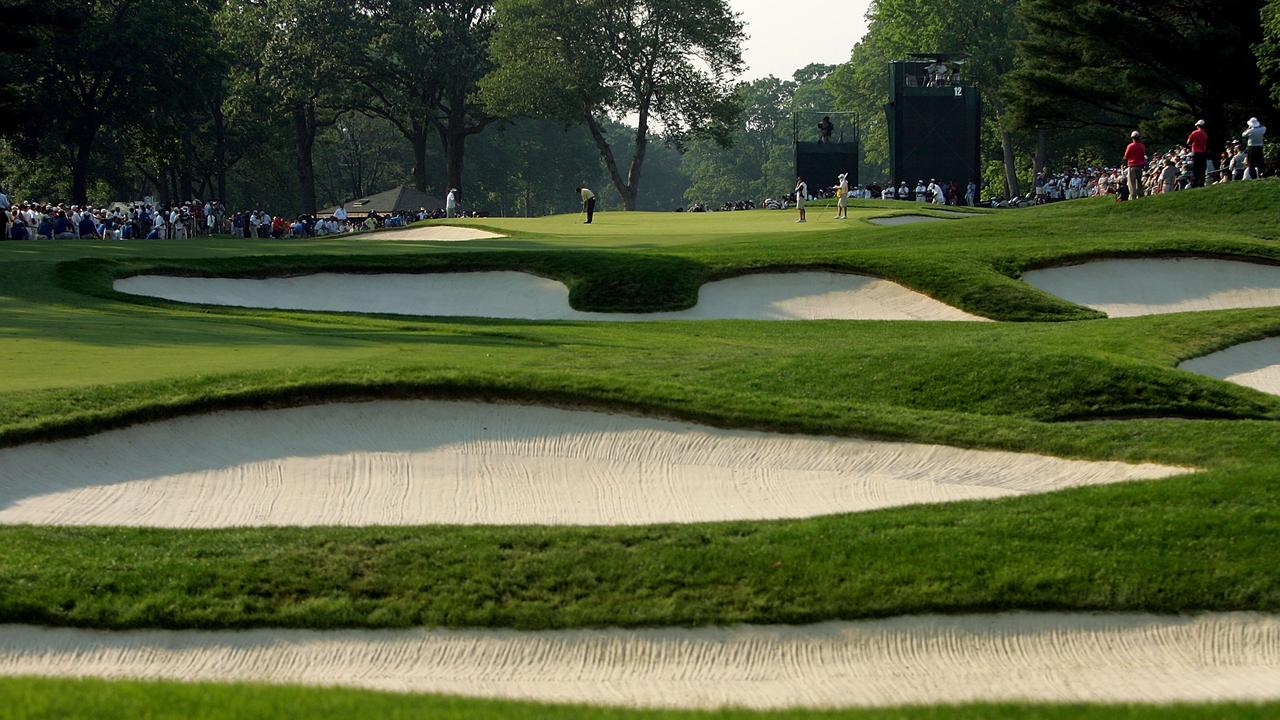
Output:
[
  {"xmin": 2, "ymin": 613, "xmax": 1277, "ymax": 708},
  {"xmin": 0, "ymin": 400, "xmax": 1188, "ymax": 528},
  {"xmin": 113, "ymin": 271, "xmax": 987, "ymax": 322},
  {"xmin": 361, "ymin": 226, "xmax": 506, "ymax": 241},
  {"xmin": 1022, "ymin": 257, "xmax": 1280, "ymax": 317},
  {"xmin": 867, "ymin": 215, "xmax": 948, "ymax": 226},
  {"xmin": 1181, "ymin": 337, "xmax": 1280, "ymax": 396}
]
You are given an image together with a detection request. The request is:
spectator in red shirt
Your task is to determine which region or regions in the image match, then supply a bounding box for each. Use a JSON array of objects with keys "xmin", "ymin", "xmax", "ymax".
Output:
[
  {"xmin": 1187, "ymin": 120, "xmax": 1209, "ymax": 188},
  {"xmin": 1124, "ymin": 131, "xmax": 1147, "ymax": 199}
]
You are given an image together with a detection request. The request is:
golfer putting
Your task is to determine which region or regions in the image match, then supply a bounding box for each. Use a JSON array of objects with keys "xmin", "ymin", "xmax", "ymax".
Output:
[{"xmin": 576, "ymin": 186, "xmax": 596, "ymax": 224}]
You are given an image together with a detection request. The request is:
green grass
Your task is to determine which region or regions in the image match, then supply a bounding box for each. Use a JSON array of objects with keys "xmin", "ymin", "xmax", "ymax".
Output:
[
  {"xmin": 0, "ymin": 182, "xmax": 1279, "ymax": 634},
  {"xmin": 0, "ymin": 677, "xmax": 1275, "ymax": 720}
]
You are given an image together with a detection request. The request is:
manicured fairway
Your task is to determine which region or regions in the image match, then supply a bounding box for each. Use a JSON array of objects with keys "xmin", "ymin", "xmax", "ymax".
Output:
[
  {"xmin": 4, "ymin": 677, "xmax": 1278, "ymax": 720},
  {"xmin": 1, "ymin": 184, "xmax": 1279, "ymax": 714}
]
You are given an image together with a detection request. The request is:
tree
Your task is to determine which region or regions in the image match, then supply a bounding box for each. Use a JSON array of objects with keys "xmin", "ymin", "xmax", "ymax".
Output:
[
  {"xmin": 1256, "ymin": 0, "xmax": 1280, "ymax": 111},
  {"xmin": 0, "ymin": 2, "xmax": 80, "ymax": 138},
  {"xmin": 464, "ymin": 118, "xmax": 604, "ymax": 215},
  {"xmin": 219, "ymin": 0, "xmax": 348, "ymax": 214},
  {"xmin": 480, "ymin": 0, "xmax": 745, "ymax": 210},
  {"xmin": 827, "ymin": 0, "xmax": 1027, "ymax": 195},
  {"xmin": 429, "ymin": 0, "xmax": 499, "ymax": 197},
  {"xmin": 1006, "ymin": 0, "xmax": 1268, "ymax": 154},
  {"xmin": 344, "ymin": 0, "xmax": 446, "ymax": 193},
  {"xmin": 682, "ymin": 77, "xmax": 792, "ymax": 205},
  {"xmin": 682, "ymin": 67, "xmax": 836, "ymax": 206},
  {"xmin": 11, "ymin": 0, "xmax": 221, "ymax": 204}
]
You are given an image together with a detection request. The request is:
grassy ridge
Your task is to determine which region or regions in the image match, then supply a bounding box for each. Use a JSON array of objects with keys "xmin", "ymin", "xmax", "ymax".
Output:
[
  {"xmin": 3, "ymin": 460, "xmax": 1278, "ymax": 630},
  {"xmin": 0, "ymin": 183, "xmax": 1279, "ymax": 632},
  {"xmin": 0, "ymin": 678, "xmax": 1275, "ymax": 720}
]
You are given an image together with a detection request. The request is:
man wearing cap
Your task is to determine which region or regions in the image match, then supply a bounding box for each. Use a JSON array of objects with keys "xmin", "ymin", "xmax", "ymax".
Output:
[
  {"xmin": 1242, "ymin": 118, "xmax": 1267, "ymax": 179},
  {"xmin": 834, "ymin": 172, "xmax": 849, "ymax": 219},
  {"xmin": 1124, "ymin": 130, "xmax": 1147, "ymax": 199},
  {"xmin": 1187, "ymin": 120, "xmax": 1209, "ymax": 188}
]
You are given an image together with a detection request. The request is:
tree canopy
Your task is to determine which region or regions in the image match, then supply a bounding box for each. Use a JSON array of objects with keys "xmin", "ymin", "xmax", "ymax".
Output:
[
  {"xmin": 479, "ymin": 0, "xmax": 745, "ymax": 209},
  {"xmin": 1005, "ymin": 0, "xmax": 1268, "ymax": 152},
  {"xmin": 6, "ymin": 0, "xmax": 1280, "ymax": 213}
]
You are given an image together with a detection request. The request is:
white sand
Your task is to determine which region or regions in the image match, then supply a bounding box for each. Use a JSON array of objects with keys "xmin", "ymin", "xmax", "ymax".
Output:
[
  {"xmin": 1022, "ymin": 257, "xmax": 1280, "ymax": 317},
  {"xmin": 0, "ymin": 400, "xmax": 1188, "ymax": 528},
  {"xmin": 1181, "ymin": 337, "xmax": 1280, "ymax": 396},
  {"xmin": 1, "ymin": 613, "xmax": 1277, "ymax": 708},
  {"xmin": 867, "ymin": 215, "xmax": 947, "ymax": 226},
  {"xmin": 113, "ymin": 271, "xmax": 988, "ymax": 321},
  {"xmin": 362, "ymin": 226, "xmax": 505, "ymax": 241}
]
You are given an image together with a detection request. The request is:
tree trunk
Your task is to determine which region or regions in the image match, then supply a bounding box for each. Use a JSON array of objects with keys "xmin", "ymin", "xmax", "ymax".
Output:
[
  {"xmin": 1033, "ymin": 129, "xmax": 1048, "ymax": 179},
  {"xmin": 178, "ymin": 164, "xmax": 195, "ymax": 203},
  {"xmin": 623, "ymin": 108, "xmax": 650, "ymax": 212},
  {"xmin": 443, "ymin": 127, "xmax": 465, "ymax": 197},
  {"xmin": 212, "ymin": 98, "xmax": 228, "ymax": 202},
  {"xmin": 1000, "ymin": 129, "xmax": 1020, "ymax": 198},
  {"xmin": 164, "ymin": 168, "xmax": 178, "ymax": 206},
  {"xmin": 1200, "ymin": 104, "xmax": 1227, "ymax": 156},
  {"xmin": 411, "ymin": 121, "xmax": 430, "ymax": 192},
  {"xmin": 585, "ymin": 115, "xmax": 632, "ymax": 210},
  {"xmin": 293, "ymin": 101, "xmax": 319, "ymax": 214},
  {"xmin": 71, "ymin": 130, "xmax": 96, "ymax": 206},
  {"xmin": 987, "ymin": 95, "xmax": 1021, "ymax": 198}
]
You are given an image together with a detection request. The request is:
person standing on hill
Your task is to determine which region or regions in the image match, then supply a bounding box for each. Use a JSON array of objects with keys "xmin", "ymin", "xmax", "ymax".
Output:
[
  {"xmin": 1242, "ymin": 118, "xmax": 1267, "ymax": 179},
  {"xmin": 834, "ymin": 172, "xmax": 849, "ymax": 219},
  {"xmin": 1124, "ymin": 131, "xmax": 1147, "ymax": 199},
  {"xmin": 576, "ymin": 185, "xmax": 596, "ymax": 224},
  {"xmin": 793, "ymin": 177, "xmax": 807, "ymax": 223},
  {"xmin": 1187, "ymin": 120, "xmax": 1209, "ymax": 188}
]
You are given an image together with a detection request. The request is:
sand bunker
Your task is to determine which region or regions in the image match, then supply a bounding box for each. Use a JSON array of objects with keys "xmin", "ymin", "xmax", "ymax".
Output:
[
  {"xmin": 0, "ymin": 401, "xmax": 1187, "ymax": 528},
  {"xmin": 1181, "ymin": 337, "xmax": 1280, "ymax": 396},
  {"xmin": 1022, "ymin": 257, "xmax": 1280, "ymax": 317},
  {"xmin": 113, "ymin": 271, "xmax": 987, "ymax": 321},
  {"xmin": 364, "ymin": 226, "xmax": 505, "ymax": 241},
  {"xmin": 867, "ymin": 215, "xmax": 947, "ymax": 226},
  {"xmin": 1, "ymin": 613, "xmax": 1276, "ymax": 708}
]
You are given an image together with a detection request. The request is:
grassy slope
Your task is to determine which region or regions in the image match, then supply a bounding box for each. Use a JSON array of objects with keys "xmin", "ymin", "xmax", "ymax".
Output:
[
  {"xmin": 0, "ymin": 183, "xmax": 1278, "ymax": 632},
  {"xmin": 0, "ymin": 678, "xmax": 1275, "ymax": 720}
]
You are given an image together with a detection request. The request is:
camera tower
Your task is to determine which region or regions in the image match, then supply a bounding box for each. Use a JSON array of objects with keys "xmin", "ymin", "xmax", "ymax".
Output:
[
  {"xmin": 885, "ymin": 52, "xmax": 982, "ymax": 191},
  {"xmin": 794, "ymin": 111, "xmax": 859, "ymax": 188}
]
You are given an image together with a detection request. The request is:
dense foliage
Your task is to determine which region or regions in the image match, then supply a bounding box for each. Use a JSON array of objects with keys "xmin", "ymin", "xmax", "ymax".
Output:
[{"xmin": 5, "ymin": 0, "xmax": 1280, "ymax": 212}]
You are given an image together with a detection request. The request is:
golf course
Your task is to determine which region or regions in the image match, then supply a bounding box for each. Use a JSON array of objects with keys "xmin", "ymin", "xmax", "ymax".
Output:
[{"xmin": 2, "ymin": 184, "xmax": 1280, "ymax": 717}]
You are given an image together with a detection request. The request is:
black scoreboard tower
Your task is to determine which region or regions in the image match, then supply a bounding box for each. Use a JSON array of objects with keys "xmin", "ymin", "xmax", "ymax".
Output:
[{"xmin": 885, "ymin": 53, "xmax": 982, "ymax": 190}]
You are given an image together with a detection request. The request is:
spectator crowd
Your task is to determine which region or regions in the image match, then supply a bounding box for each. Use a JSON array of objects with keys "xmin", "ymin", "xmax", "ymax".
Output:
[{"xmin": 0, "ymin": 194, "xmax": 462, "ymax": 241}]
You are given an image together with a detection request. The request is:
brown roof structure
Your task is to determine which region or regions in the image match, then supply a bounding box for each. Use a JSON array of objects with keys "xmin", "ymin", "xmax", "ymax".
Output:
[{"xmin": 320, "ymin": 185, "xmax": 443, "ymax": 217}]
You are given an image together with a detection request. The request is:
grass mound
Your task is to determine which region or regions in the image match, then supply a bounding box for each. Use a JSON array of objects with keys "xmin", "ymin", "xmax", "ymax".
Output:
[{"xmin": 0, "ymin": 181, "xmax": 1278, "ymax": 638}]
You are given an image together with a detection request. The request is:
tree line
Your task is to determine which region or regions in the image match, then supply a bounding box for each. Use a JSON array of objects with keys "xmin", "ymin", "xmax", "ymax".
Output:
[
  {"xmin": 3, "ymin": 0, "xmax": 1278, "ymax": 214},
  {"xmin": 0, "ymin": 0, "xmax": 744, "ymax": 214}
]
